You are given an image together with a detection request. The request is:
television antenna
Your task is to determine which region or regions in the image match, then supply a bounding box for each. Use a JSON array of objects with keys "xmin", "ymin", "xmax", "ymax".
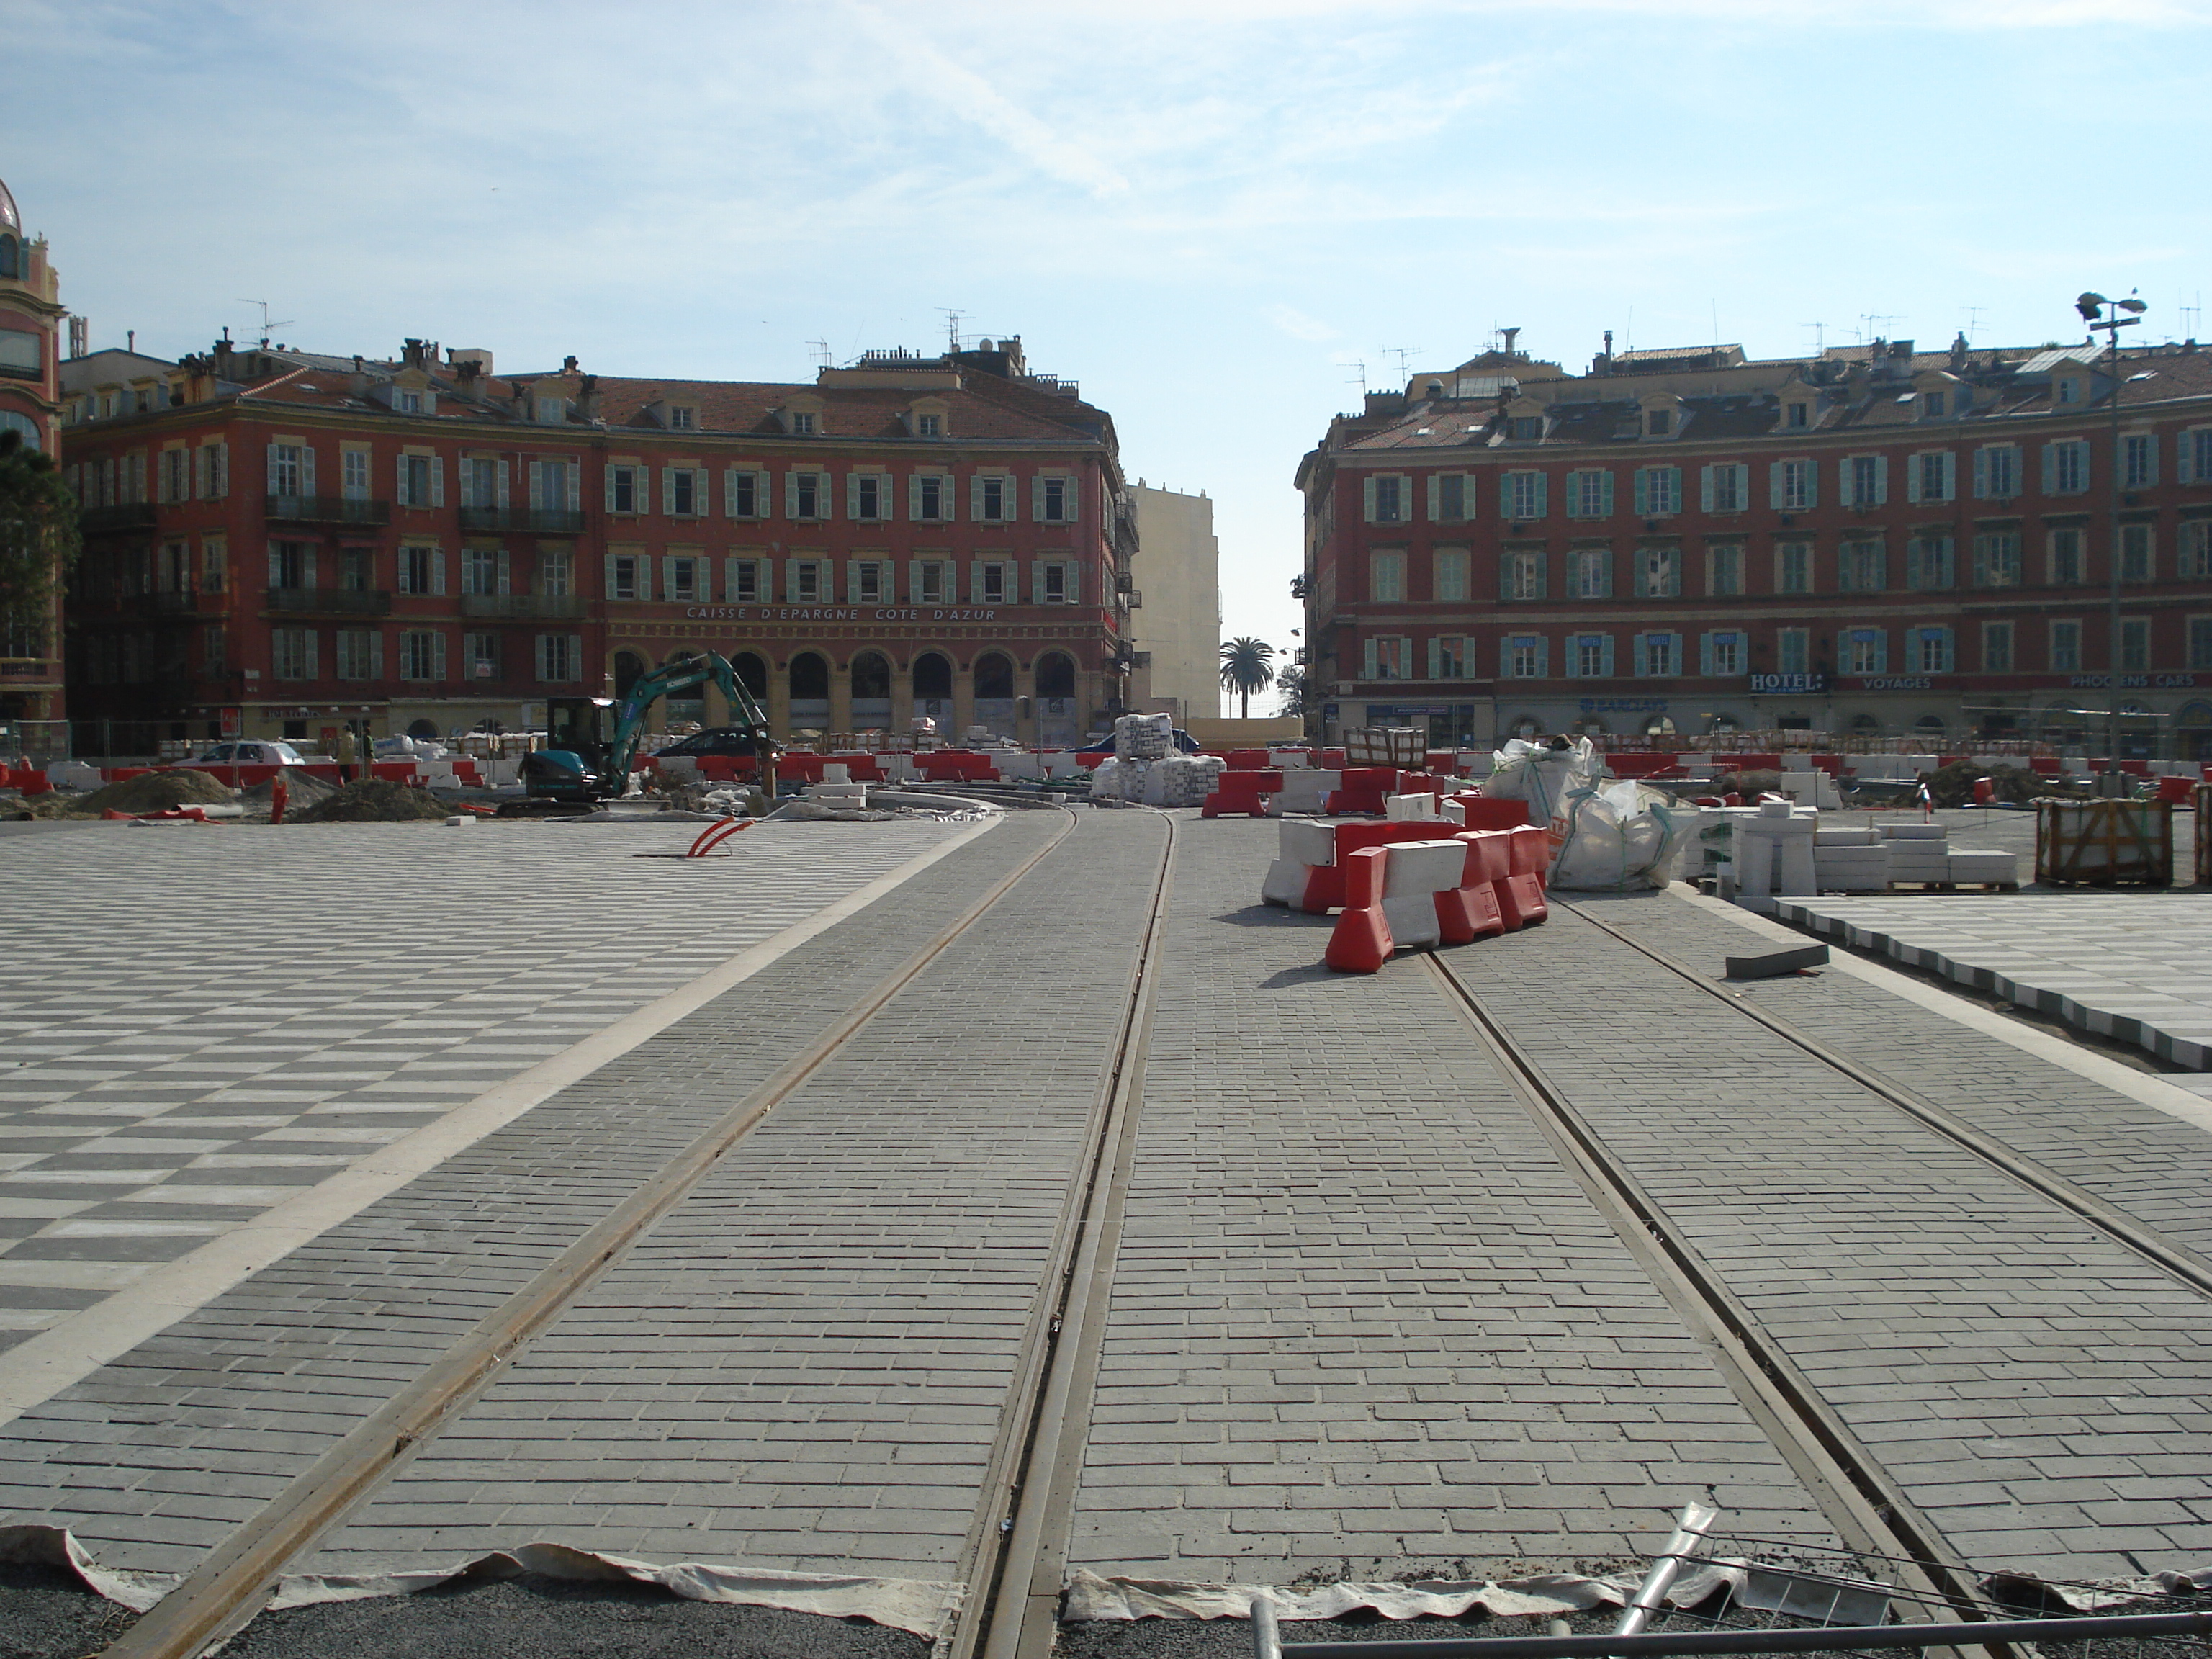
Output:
[
  {"xmin": 1961, "ymin": 304, "xmax": 1986, "ymax": 343},
  {"xmin": 1344, "ymin": 359, "xmax": 1369, "ymax": 397},
  {"xmin": 1379, "ymin": 345, "xmax": 1420, "ymax": 386},
  {"xmin": 940, "ymin": 308, "xmax": 965, "ymax": 352},
  {"xmin": 806, "ymin": 338, "xmax": 832, "ymax": 371},
  {"xmin": 237, "ymin": 299, "xmax": 293, "ymax": 348},
  {"xmin": 1801, "ymin": 321, "xmax": 1829, "ymax": 352}
]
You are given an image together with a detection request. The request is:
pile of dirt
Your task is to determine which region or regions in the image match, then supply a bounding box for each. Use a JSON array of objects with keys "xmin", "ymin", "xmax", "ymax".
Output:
[
  {"xmin": 1923, "ymin": 758, "xmax": 2085, "ymax": 808},
  {"xmin": 1712, "ymin": 768, "xmax": 1782, "ymax": 797},
  {"xmin": 240, "ymin": 770, "xmax": 336, "ymax": 809},
  {"xmin": 289, "ymin": 778, "xmax": 451, "ymax": 822},
  {"xmin": 78, "ymin": 770, "xmax": 235, "ymax": 814}
]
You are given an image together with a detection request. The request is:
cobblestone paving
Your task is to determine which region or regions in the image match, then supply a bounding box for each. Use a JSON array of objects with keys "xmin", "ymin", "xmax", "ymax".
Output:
[
  {"xmin": 0, "ymin": 821, "xmax": 962, "ymax": 1349},
  {"xmin": 1459, "ymin": 891, "xmax": 2212, "ymax": 1578},
  {"xmin": 299, "ymin": 809, "xmax": 1169, "ymax": 1579},
  {"xmin": 1570, "ymin": 890, "xmax": 2212, "ymax": 1257},
  {"xmin": 0, "ymin": 814, "xmax": 1032, "ymax": 1577},
  {"xmin": 1062, "ymin": 817, "xmax": 1830, "ymax": 1583}
]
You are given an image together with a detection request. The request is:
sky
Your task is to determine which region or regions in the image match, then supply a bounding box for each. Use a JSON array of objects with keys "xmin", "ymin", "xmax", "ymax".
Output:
[{"xmin": 7, "ymin": 0, "xmax": 2212, "ymax": 714}]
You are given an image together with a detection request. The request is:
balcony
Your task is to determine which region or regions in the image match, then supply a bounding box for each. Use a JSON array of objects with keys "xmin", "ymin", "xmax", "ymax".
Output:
[
  {"xmin": 126, "ymin": 588, "xmax": 228, "ymax": 619},
  {"xmin": 265, "ymin": 495, "xmax": 392, "ymax": 527},
  {"xmin": 458, "ymin": 593, "xmax": 587, "ymax": 620},
  {"xmin": 80, "ymin": 503, "xmax": 159, "ymax": 534},
  {"xmin": 457, "ymin": 507, "xmax": 586, "ymax": 535},
  {"xmin": 0, "ymin": 658, "xmax": 55, "ymax": 680},
  {"xmin": 264, "ymin": 587, "xmax": 394, "ymax": 616}
]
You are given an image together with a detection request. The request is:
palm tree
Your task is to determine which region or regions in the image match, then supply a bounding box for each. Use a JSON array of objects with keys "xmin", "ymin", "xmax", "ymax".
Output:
[{"xmin": 1218, "ymin": 637, "xmax": 1277, "ymax": 719}]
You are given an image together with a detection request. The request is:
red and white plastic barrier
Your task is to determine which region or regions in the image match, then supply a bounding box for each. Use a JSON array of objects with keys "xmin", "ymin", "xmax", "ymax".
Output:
[{"xmin": 1321, "ymin": 827, "xmax": 1549, "ymax": 972}]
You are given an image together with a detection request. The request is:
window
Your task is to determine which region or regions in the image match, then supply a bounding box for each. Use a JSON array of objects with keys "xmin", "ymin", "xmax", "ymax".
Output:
[
  {"xmin": 2190, "ymin": 619, "xmax": 2212, "ymax": 670},
  {"xmin": 2123, "ymin": 433, "xmax": 2156, "ymax": 489},
  {"xmin": 974, "ymin": 475, "xmax": 1011, "ymax": 523},
  {"xmin": 1905, "ymin": 535, "xmax": 1954, "ymax": 590},
  {"xmin": 1704, "ymin": 631, "xmax": 1745, "ymax": 676},
  {"xmin": 461, "ymin": 547, "xmax": 502, "ymax": 596},
  {"xmin": 1503, "ymin": 550, "xmax": 1545, "ymax": 601},
  {"xmin": 2051, "ymin": 619, "xmax": 2082, "ymax": 670},
  {"xmin": 2190, "ymin": 430, "xmax": 2212, "ymax": 485},
  {"xmin": 1434, "ymin": 548, "xmax": 1468, "ymax": 601},
  {"xmin": 2050, "ymin": 528, "xmax": 2085, "ymax": 585},
  {"xmin": 1703, "ymin": 463, "xmax": 1748, "ymax": 513},
  {"xmin": 1645, "ymin": 409, "xmax": 1672, "ymax": 436},
  {"xmin": 1924, "ymin": 391, "xmax": 1946, "ymax": 418},
  {"xmin": 2184, "ymin": 521, "xmax": 2212, "ymax": 580},
  {"xmin": 1370, "ymin": 551, "xmax": 1405, "ymax": 602},
  {"xmin": 788, "ymin": 470, "xmax": 827, "ymax": 520},
  {"xmin": 1573, "ymin": 547, "xmax": 1611, "ymax": 600},
  {"xmin": 271, "ymin": 627, "xmax": 313, "ymax": 680},
  {"xmin": 2056, "ymin": 377, "xmax": 2079, "ymax": 405},
  {"xmin": 665, "ymin": 467, "xmax": 698, "ymax": 517},
  {"xmin": 1776, "ymin": 540, "xmax": 1812, "ymax": 594},
  {"xmin": 607, "ymin": 464, "xmax": 644, "ymax": 514},
  {"xmin": 1983, "ymin": 621, "xmax": 2014, "ymax": 673},
  {"xmin": 1786, "ymin": 402, "xmax": 1809, "ymax": 429},
  {"xmin": 1911, "ymin": 626, "xmax": 1954, "ymax": 674},
  {"xmin": 465, "ymin": 632, "xmax": 499, "ymax": 680},
  {"xmin": 1510, "ymin": 415, "xmax": 1542, "ymax": 440},
  {"xmin": 1566, "ymin": 469, "xmax": 1611, "ymax": 519},
  {"xmin": 1707, "ymin": 544, "xmax": 1743, "ymax": 597},
  {"xmin": 790, "ymin": 411, "xmax": 816, "ymax": 436},
  {"xmin": 2121, "ymin": 523, "xmax": 2154, "ymax": 582},
  {"xmin": 1975, "ymin": 444, "xmax": 2021, "ymax": 499},
  {"xmin": 201, "ymin": 536, "xmax": 226, "ymax": 593},
  {"xmin": 853, "ymin": 561, "xmax": 885, "ymax": 603},
  {"xmin": 462, "ymin": 457, "xmax": 501, "ymax": 509},
  {"xmin": 202, "ymin": 624, "xmax": 225, "ymax": 675},
  {"xmin": 397, "ymin": 545, "xmax": 439, "ymax": 595},
  {"xmin": 1637, "ymin": 632, "xmax": 1679, "ymax": 677},
  {"xmin": 1040, "ymin": 562, "xmax": 1071, "ymax": 603},
  {"xmin": 1633, "ymin": 466, "xmax": 1681, "ymax": 516},
  {"xmin": 1838, "ymin": 540, "xmax": 1886, "ymax": 593},
  {"xmin": 912, "ymin": 473, "xmax": 952, "ymax": 522},
  {"xmin": 1778, "ymin": 629, "xmax": 1809, "ymax": 675},
  {"xmin": 536, "ymin": 634, "xmax": 582, "ymax": 683},
  {"xmin": 268, "ymin": 541, "xmax": 310, "ymax": 590},
  {"xmin": 1571, "ymin": 633, "xmax": 1611, "ymax": 678},
  {"xmin": 606, "ymin": 554, "xmax": 645, "ymax": 601},
  {"xmin": 197, "ymin": 441, "xmax": 229, "ymax": 499},
  {"xmin": 539, "ymin": 547, "xmax": 572, "ymax": 597},
  {"xmin": 847, "ymin": 472, "xmax": 886, "ymax": 521},
  {"xmin": 1636, "ymin": 545, "xmax": 1679, "ymax": 598},
  {"xmin": 1036, "ymin": 475, "xmax": 1071, "ymax": 523},
  {"xmin": 1843, "ymin": 628, "xmax": 1887, "ymax": 675},
  {"xmin": 917, "ymin": 413, "xmax": 941, "ymax": 438},
  {"xmin": 1507, "ymin": 635, "xmax": 1544, "ymax": 678},
  {"xmin": 1972, "ymin": 531, "xmax": 2021, "ymax": 588},
  {"xmin": 268, "ymin": 443, "xmax": 305, "ymax": 498},
  {"xmin": 725, "ymin": 469, "xmax": 764, "ymax": 518},
  {"xmin": 668, "ymin": 406, "xmax": 695, "ymax": 431},
  {"xmin": 2121, "ymin": 617, "xmax": 2151, "ymax": 671},
  {"xmin": 791, "ymin": 559, "xmax": 824, "ymax": 602},
  {"xmin": 0, "ymin": 328, "xmax": 40, "ymax": 374},
  {"xmin": 1364, "ymin": 635, "xmax": 1410, "ymax": 680},
  {"xmin": 727, "ymin": 557, "xmax": 765, "ymax": 602},
  {"xmin": 1503, "ymin": 470, "xmax": 1547, "ymax": 520},
  {"xmin": 161, "ymin": 448, "xmax": 190, "ymax": 503},
  {"xmin": 914, "ymin": 560, "xmax": 948, "ymax": 604},
  {"xmin": 1431, "ymin": 635, "xmax": 1468, "ymax": 678},
  {"xmin": 1843, "ymin": 454, "xmax": 1887, "ymax": 507},
  {"xmin": 397, "ymin": 390, "xmax": 422, "ymax": 415},
  {"xmin": 663, "ymin": 555, "xmax": 701, "ymax": 602},
  {"xmin": 532, "ymin": 458, "xmax": 575, "ymax": 512},
  {"xmin": 977, "ymin": 560, "xmax": 1010, "ymax": 603},
  {"xmin": 1910, "ymin": 451, "xmax": 1954, "ymax": 503},
  {"xmin": 2047, "ymin": 439, "xmax": 2089, "ymax": 495},
  {"xmin": 335, "ymin": 630, "xmax": 377, "ymax": 680},
  {"xmin": 1431, "ymin": 474, "xmax": 1473, "ymax": 523},
  {"xmin": 398, "ymin": 631, "xmax": 443, "ymax": 681},
  {"xmin": 397, "ymin": 454, "xmax": 439, "ymax": 508},
  {"xmin": 1366, "ymin": 475, "xmax": 1407, "ymax": 523}
]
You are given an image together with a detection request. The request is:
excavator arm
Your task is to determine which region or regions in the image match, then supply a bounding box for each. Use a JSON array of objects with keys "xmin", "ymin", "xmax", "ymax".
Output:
[{"xmin": 607, "ymin": 652, "xmax": 780, "ymax": 792}]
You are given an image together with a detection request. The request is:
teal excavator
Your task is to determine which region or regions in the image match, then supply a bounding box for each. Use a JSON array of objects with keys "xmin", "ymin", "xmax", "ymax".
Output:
[{"xmin": 519, "ymin": 650, "xmax": 779, "ymax": 804}]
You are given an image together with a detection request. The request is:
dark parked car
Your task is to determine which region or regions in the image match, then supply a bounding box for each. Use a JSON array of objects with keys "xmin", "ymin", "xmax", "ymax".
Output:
[{"xmin": 654, "ymin": 727, "xmax": 760, "ymax": 758}]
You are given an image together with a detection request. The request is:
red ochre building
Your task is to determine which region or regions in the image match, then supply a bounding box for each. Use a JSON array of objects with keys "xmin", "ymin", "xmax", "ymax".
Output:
[
  {"xmin": 1298, "ymin": 333, "xmax": 2212, "ymax": 758},
  {"xmin": 0, "ymin": 172, "xmax": 68, "ymax": 737},
  {"xmin": 58, "ymin": 332, "xmax": 1137, "ymax": 752}
]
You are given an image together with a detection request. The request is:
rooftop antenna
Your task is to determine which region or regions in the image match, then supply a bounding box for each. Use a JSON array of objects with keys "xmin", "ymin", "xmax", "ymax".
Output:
[
  {"xmin": 940, "ymin": 308, "xmax": 964, "ymax": 353},
  {"xmin": 806, "ymin": 338, "xmax": 832, "ymax": 371},
  {"xmin": 1380, "ymin": 345, "xmax": 1420, "ymax": 385},
  {"xmin": 1710, "ymin": 299, "xmax": 1719, "ymax": 349},
  {"xmin": 1961, "ymin": 304, "xmax": 1986, "ymax": 344},
  {"xmin": 1801, "ymin": 321, "xmax": 1829, "ymax": 352},
  {"xmin": 1858, "ymin": 313, "xmax": 1900, "ymax": 349},
  {"xmin": 1344, "ymin": 359, "xmax": 1369, "ymax": 397},
  {"xmin": 236, "ymin": 299, "xmax": 292, "ymax": 349}
]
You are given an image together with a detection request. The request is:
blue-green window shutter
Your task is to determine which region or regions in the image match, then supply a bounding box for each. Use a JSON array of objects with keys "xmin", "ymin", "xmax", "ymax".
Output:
[
  {"xmin": 1874, "ymin": 630, "xmax": 1889, "ymax": 673},
  {"xmin": 1363, "ymin": 636, "xmax": 1377, "ymax": 679},
  {"xmin": 1533, "ymin": 474, "xmax": 1548, "ymax": 518},
  {"xmin": 1600, "ymin": 635, "xmax": 1615, "ymax": 676},
  {"xmin": 1426, "ymin": 637, "xmax": 1440, "ymax": 679},
  {"xmin": 1498, "ymin": 556, "xmax": 1515, "ymax": 601},
  {"xmin": 2040, "ymin": 442, "xmax": 2058, "ymax": 493},
  {"xmin": 1534, "ymin": 552, "xmax": 1548, "ymax": 600},
  {"xmin": 1939, "ymin": 452, "xmax": 1956, "ymax": 500},
  {"xmin": 1973, "ymin": 448, "xmax": 1989, "ymax": 499},
  {"xmin": 1632, "ymin": 469, "xmax": 1648, "ymax": 516},
  {"xmin": 1699, "ymin": 632, "xmax": 1714, "ymax": 676},
  {"xmin": 1665, "ymin": 467, "xmax": 1682, "ymax": 511},
  {"xmin": 1939, "ymin": 626, "xmax": 1954, "ymax": 670},
  {"xmin": 1599, "ymin": 551, "xmax": 1614, "ymax": 598},
  {"xmin": 1537, "ymin": 636, "xmax": 1550, "ymax": 677},
  {"xmin": 1699, "ymin": 466, "xmax": 1715, "ymax": 512},
  {"xmin": 1599, "ymin": 471, "xmax": 1614, "ymax": 516}
]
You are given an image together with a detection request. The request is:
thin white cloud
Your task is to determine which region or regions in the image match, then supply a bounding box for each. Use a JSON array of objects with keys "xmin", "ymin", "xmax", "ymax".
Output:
[{"xmin": 1266, "ymin": 305, "xmax": 1340, "ymax": 341}]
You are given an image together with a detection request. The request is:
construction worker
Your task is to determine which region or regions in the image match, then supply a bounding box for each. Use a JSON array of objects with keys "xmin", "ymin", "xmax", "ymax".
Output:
[{"xmin": 335, "ymin": 724, "xmax": 359, "ymax": 785}]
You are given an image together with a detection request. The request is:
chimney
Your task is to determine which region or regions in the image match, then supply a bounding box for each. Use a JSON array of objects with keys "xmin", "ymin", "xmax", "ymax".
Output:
[
  {"xmin": 562, "ymin": 354, "xmax": 579, "ymax": 374},
  {"xmin": 575, "ymin": 373, "xmax": 599, "ymax": 420},
  {"xmin": 350, "ymin": 354, "xmax": 368, "ymax": 397},
  {"xmin": 401, "ymin": 338, "xmax": 428, "ymax": 370}
]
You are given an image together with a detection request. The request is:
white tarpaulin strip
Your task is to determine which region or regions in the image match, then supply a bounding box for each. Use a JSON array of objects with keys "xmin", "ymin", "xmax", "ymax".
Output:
[{"xmin": 1060, "ymin": 1565, "xmax": 1744, "ymax": 1623}]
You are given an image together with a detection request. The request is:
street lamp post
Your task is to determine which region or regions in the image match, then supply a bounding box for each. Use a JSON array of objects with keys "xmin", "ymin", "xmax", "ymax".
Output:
[{"xmin": 2075, "ymin": 290, "xmax": 2146, "ymax": 782}]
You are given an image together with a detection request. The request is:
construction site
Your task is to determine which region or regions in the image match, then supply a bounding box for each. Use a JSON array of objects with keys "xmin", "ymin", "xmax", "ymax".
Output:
[{"xmin": 0, "ymin": 716, "xmax": 2207, "ymax": 1659}]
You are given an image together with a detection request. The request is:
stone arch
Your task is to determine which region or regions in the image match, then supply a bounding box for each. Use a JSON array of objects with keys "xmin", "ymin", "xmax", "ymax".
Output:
[
  {"xmin": 913, "ymin": 652, "xmax": 953, "ymax": 698},
  {"xmin": 788, "ymin": 650, "xmax": 831, "ymax": 734},
  {"xmin": 1034, "ymin": 650, "xmax": 1076, "ymax": 700},
  {"xmin": 613, "ymin": 649, "xmax": 647, "ymax": 699},
  {"xmin": 973, "ymin": 652, "xmax": 1015, "ymax": 700},
  {"xmin": 729, "ymin": 651, "xmax": 768, "ymax": 698},
  {"xmin": 850, "ymin": 649, "xmax": 892, "ymax": 732}
]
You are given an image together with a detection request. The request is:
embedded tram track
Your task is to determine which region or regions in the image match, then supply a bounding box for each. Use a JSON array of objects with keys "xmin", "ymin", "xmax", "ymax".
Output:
[{"xmin": 91, "ymin": 804, "xmax": 1182, "ymax": 1659}]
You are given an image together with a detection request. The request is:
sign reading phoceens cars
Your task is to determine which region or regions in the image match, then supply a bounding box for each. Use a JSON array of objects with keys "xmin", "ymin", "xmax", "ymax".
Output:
[{"xmin": 682, "ymin": 607, "xmax": 1003, "ymax": 623}]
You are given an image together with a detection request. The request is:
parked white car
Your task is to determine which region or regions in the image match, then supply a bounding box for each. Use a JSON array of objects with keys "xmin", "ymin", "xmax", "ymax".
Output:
[{"xmin": 183, "ymin": 741, "xmax": 307, "ymax": 768}]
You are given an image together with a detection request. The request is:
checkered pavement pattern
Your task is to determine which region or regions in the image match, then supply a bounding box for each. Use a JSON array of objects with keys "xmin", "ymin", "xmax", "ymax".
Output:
[{"xmin": 0, "ymin": 819, "xmax": 966, "ymax": 1346}]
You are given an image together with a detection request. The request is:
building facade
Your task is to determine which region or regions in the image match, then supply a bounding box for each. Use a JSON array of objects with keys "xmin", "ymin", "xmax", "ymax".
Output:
[
  {"xmin": 1127, "ymin": 482, "xmax": 1221, "ymax": 724},
  {"xmin": 59, "ymin": 333, "xmax": 1137, "ymax": 752},
  {"xmin": 1299, "ymin": 334, "xmax": 2212, "ymax": 757},
  {"xmin": 0, "ymin": 173, "xmax": 68, "ymax": 734}
]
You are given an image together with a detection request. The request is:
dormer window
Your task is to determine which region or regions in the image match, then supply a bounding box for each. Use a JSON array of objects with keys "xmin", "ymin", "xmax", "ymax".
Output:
[
  {"xmin": 1646, "ymin": 410, "xmax": 1672, "ymax": 436},
  {"xmin": 1924, "ymin": 391, "xmax": 1945, "ymax": 418},
  {"xmin": 397, "ymin": 390, "xmax": 422, "ymax": 413},
  {"xmin": 1510, "ymin": 416, "xmax": 1542, "ymax": 440},
  {"xmin": 2056, "ymin": 377, "xmax": 2078, "ymax": 405},
  {"xmin": 668, "ymin": 406, "xmax": 696, "ymax": 431},
  {"xmin": 534, "ymin": 396, "xmax": 565, "ymax": 423},
  {"xmin": 917, "ymin": 413, "xmax": 941, "ymax": 438},
  {"xmin": 791, "ymin": 411, "xmax": 816, "ymax": 435},
  {"xmin": 1786, "ymin": 403, "xmax": 1809, "ymax": 428}
]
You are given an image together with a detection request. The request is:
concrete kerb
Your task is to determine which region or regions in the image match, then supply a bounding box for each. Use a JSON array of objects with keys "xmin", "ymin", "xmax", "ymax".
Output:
[
  {"xmin": 1668, "ymin": 883, "xmax": 2212, "ymax": 1138},
  {"xmin": 0, "ymin": 813, "xmax": 1004, "ymax": 1431}
]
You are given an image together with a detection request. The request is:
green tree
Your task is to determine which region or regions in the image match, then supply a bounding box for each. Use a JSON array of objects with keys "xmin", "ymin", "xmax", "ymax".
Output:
[
  {"xmin": 1272, "ymin": 662, "xmax": 1306, "ymax": 720},
  {"xmin": 1218, "ymin": 636, "xmax": 1276, "ymax": 719},
  {"xmin": 0, "ymin": 430, "xmax": 79, "ymax": 639}
]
